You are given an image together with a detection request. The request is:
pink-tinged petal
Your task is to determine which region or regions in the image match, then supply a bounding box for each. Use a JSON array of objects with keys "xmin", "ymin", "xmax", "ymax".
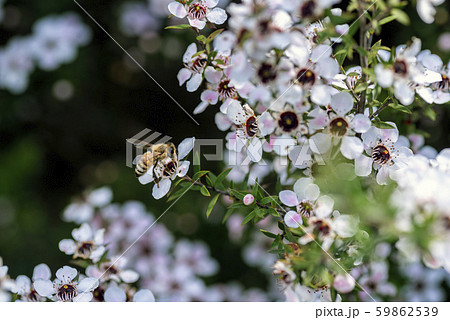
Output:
[
  {"xmin": 379, "ymin": 122, "xmax": 399, "ymax": 143},
  {"xmin": 182, "ymin": 43, "xmax": 197, "ymax": 63},
  {"xmin": 204, "ymin": 66, "xmax": 222, "ymax": 84},
  {"xmin": 138, "ymin": 169, "xmax": 154, "ymax": 185},
  {"xmin": 316, "ymin": 57, "xmax": 339, "ymax": 79},
  {"xmin": 188, "ymin": 18, "xmax": 206, "ymax": 30},
  {"xmin": 258, "ymin": 112, "xmax": 276, "ymax": 136},
  {"xmin": 220, "ymin": 98, "xmax": 234, "ymax": 114},
  {"xmin": 376, "ymin": 165, "xmax": 390, "ymax": 185},
  {"xmin": 177, "ymin": 68, "xmax": 192, "ymax": 86},
  {"xmin": 215, "ymin": 112, "xmax": 232, "ymax": 131},
  {"xmin": 168, "ymin": 2, "xmax": 187, "ymax": 19},
  {"xmin": 193, "ymin": 101, "xmax": 209, "ymax": 114},
  {"xmin": 279, "ymin": 190, "xmax": 299, "ymax": 207},
  {"xmin": 56, "ymin": 266, "xmax": 77, "ymax": 282},
  {"xmin": 354, "ymin": 155, "xmax": 372, "ymax": 176},
  {"xmin": 178, "ymin": 137, "xmax": 195, "ymax": 159},
  {"xmin": 340, "ymin": 136, "xmax": 364, "ymax": 160},
  {"xmin": 58, "ymin": 239, "xmax": 76, "ymax": 255},
  {"xmin": 133, "ymin": 289, "xmax": 155, "ymax": 302},
  {"xmin": 177, "ymin": 161, "xmax": 190, "ymax": 177},
  {"xmin": 310, "ymin": 133, "xmax": 332, "ymax": 154},
  {"xmin": 200, "ymin": 89, "xmax": 219, "ymax": 104},
  {"xmin": 104, "ymin": 287, "xmax": 126, "ymax": 302},
  {"xmin": 152, "ymin": 179, "xmax": 171, "ymax": 199},
  {"xmin": 78, "ymin": 277, "xmax": 99, "ymax": 292},
  {"xmin": 330, "ymin": 91, "xmax": 353, "ymax": 116},
  {"xmin": 186, "ymin": 73, "xmax": 203, "ymax": 92},
  {"xmin": 206, "ymin": 8, "xmax": 227, "ymax": 25},
  {"xmin": 32, "ymin": 264, "xmax": 51, "ymax": 281},
  {"xmin": 34, "ymin": 279, "xmax": 55, "ymax": 297},
  {"xmin": 351, "ymin": 113, "xmax": 371, "ymax": 133},
  {"xmin": 333, "ymin": 274, "xmax": 355, "ymax": 293},
  {"xmin": 316, "ymin": 195, "xmax": 334, "ymax": 218},
  {"xmin": 284, "ymin": 211, "xmax": 303, "ymax": 228},
  {"xmin": 308, "ymin": 107, "xmax": 328, "ymax": 131}
]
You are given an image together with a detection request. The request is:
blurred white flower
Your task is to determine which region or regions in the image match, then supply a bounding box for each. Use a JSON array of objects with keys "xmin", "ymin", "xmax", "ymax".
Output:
[{"xmin": 59, "ymin": 223, "xmax": 106, "ymax": 262}]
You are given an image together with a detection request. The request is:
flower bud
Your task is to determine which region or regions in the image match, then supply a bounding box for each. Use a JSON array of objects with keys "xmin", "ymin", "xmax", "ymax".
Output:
[{"xmin": 243, "ymin": 194, "xmax": 254, "ymax": 206}]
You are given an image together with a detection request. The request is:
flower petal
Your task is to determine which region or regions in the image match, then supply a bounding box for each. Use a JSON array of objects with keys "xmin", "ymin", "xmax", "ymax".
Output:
[
  {"xmin": 168, "ymin": 2, "xmax": 187, "ymax": 19},
  {"xmin": 177, "ymin": 160, "xmax": 190, "ymax": 177},
  {"xmin": 178, "ymin": 137, "xmax": 195, "ymax": 159},
  {"xmin": 138, "ymin": 169, "xmax": 154, "ymax": 185},
  {"xmin": 188, "ymin": 18, "xmax": 206, "ymax": 29},
  {"xmin": 34, "ymin": 279, "xmax": 55, "ymax": 297},
  {"xmin": 120, "ymin": 270, "xmax": 140, "ymax": 283},
  {"xmin": 354, "ymin": 155, "xmax": 372, "ymax": 176},
  {"xmin": 334, "ymin": 215, "xmax": 358, "ymax": 238},
  {"xmin": 56, "ymin": 266, "xmax": 78, "ymax": 282},
  {"xmin": 182, "ymin": 43, "xmax": 197, "ymax": 63},
  {"xmin": 186, "ymin": 73, "xmax": 203, "ymax": 92},
  {"xmin": 104, "ymin": 287, "xmax": 127, "ymax": 302},
  {"xmin": 330, "ymin": 91, "xmax": 353, "ymax": 116},
  {"xmin": 32, "ymin": 264, "xmax": 51, "ymax": 281},
  {"xmin": 284, "ymin": 211, "xmax": 303, "ymax": 228},
  {"xmin": 177, "ymin": 68, "xmax": 192, "ymax": 86},
  {"xmin": 340, "ymin": 136, "xmax": 364, "ymax": 160},
  {"xmin": 152, "ymin": 179, "xmax": 172, "ymax": 199},
  {"xmin": 73, "ymin": 292, "xmax": 93, "ymax": 302},
  {"xmin": 279, "ymin": 190, "xmax": 299, "ymax": 207},
  {"xmin": 133, "ymin": 289, "xmax": 155, "ymax": 302},
  {"xmin": 58, "ymin": 239, "xmax": 76, "ymax": 255},
  {"xmin": 206, "ymin": 8, "xmax": 227, "ymax": 25},
  {"xmin": 351, "ymin": 114, "xmax": 371, "ymax": 133},
  {"xmin": 315, "ymin": 195, "xmax": 334, "ymax": 218},
  {"xmin": 78, "ymin": 277, "xmax": 99, "ymax": 292}
]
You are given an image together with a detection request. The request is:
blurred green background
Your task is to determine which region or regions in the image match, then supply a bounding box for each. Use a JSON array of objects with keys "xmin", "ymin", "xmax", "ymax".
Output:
[{"xmin": 0, "ymin": 0, "xmax": 448, "ymax": 287}]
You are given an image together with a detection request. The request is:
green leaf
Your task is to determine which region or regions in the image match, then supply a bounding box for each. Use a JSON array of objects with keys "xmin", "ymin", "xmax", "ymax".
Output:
[
  {"xmin": 191, "ymin": 50, "xmax": 205, "ymax": 58},
  {"xmin": 354, "ymin": 82, "xmax": 368, "ymax": 93},
  {"xmin": 372, "ymin": 119, "xmax": 395, "ymax": 129},
  {"xmin": 284, "ymin": 225, "xmax": 296, "ymax": 243},
  {"xmin": 391, "ymin": 8, "xmax": 410, "ymax": 25},
  {"xmin": 165, "ymin": 24, "xmax": 191, "ymax": 30},
  {"xmin": 206, "ymin": 29, "xmax": 224, "ymax": 43},
  {"xmin": 200, "ymin": 185, "xmax": 211, "ymax": 197},
  {"xmin": 206, "ymin": 193, "xmax": 220, "ymax": 218},
  {"xmin": 196, "ymin": 35, "xmax": 207, "ymax": 43},
  {"xmin": 389, "ymin": 102, "xmax": 411, "ymax": 114},
  {"xmin": 423, "ymin": 107, "xmax": 437, "ymax": 120},
  {"xmin": 193, "ymin": 170, "xmax": 209, "ymax": 181},
  {"xmin": 215, "ymin": 168, "xmax": 232, "ymax": 187},
  {"xmin": 379, "ymin": 15, "xmax": 396, "ymax": 26},
  {"xmin": 207, "ymin": 172, "xmax": 217, "ymax": 185},
  {"xmin": 229, "ymin": 189, "xmax": 245, "ymax": 200},
  {"xmin": 241, "ymin": 210, "xmax": 256, "ymax": 225},
  {"xmin": 260, "ymin": 229, "xmax": 277, "ymax": 239}
]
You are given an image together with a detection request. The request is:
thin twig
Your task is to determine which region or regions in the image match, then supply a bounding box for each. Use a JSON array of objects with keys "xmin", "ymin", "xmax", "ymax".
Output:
[{"xmin": 369, "ymin": 97, "xmax": 392, "ymax": 119}]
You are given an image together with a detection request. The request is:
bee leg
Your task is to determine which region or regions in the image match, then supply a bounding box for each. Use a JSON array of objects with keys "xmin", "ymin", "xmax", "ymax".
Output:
[{"xmin": 153, "ymin": 160, "xmax": 160, "ymax": 187}]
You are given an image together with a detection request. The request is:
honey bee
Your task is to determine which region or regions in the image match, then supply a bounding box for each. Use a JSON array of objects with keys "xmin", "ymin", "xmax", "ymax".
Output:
[{"xmin": 128, "ymin": 140, "xmax": 178, "ymax": 185}]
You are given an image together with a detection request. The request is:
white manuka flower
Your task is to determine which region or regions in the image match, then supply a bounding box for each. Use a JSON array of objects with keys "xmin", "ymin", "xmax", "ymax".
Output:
[
  {"xmin": 285, "ymin": 44, "xmax": 339, "ymax": 106},
  {"xmin": 309, "ymin": 91, "xmax": 371, "ymax": 160},
  {"xmin": 138, "ymin": 137, "xmax": 195, "ymax": 199},
  {"xmin": 168, "ymin": 0, "xmax": 227, "ymax": 30},
  {"xmin": 280, "ymin": 178, "xmax": 334, "ymax": 227},
  {"xmin": 226, "ymin": 101, "xmax": 264, "ymax": 162},
  {"xmin": 34, "ymin": 266, "xmax": 99, "ymax": 302},
  {"xmin": 416, "ymin": 0, "xmax": 445, "ymax": 24},
  {"xmin": 354, "ymin": 123, "xmax": 413, "ymax": 185},
  {"xmin": 272, "ymin": 261, "xmax": 296, "ymax": 290},
  {"xmin": 59, "ymin": 223, "xmax": 106, "ymax": 262},
  {"xmin": 417, "ymin": 51, "xmax": 450, "ymax": 104},
  {"xmin": 374, "ymin": 38, "xmax": 441, "ymax": 105},
  {"xmin": 12, "ymin": 263, "xmax": 51, "ymax": 302},
  {"xmin": 177, "ymin": 43, "xmax": 207, "ymax": 92}
]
